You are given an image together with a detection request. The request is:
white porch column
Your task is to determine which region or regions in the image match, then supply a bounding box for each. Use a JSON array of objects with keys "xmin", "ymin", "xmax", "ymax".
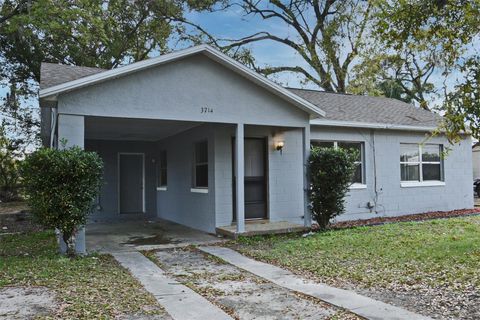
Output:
[
  {"xmin": 57, "ymin": 114, "xmax": 86, "ymax": 254},
  {"xmin": 57, "ymin": 114, "xmax": 85, "ymax": 149},
  {"xmin": 303, "ymin": 125, "xmax": 312, "ymax": 227},
  {"xmin": 235, "ymin": 123, "xmax": 245, "ymax": 233}
]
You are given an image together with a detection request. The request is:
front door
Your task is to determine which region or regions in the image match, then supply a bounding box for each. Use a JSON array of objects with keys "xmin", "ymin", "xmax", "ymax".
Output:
[
  {"xmin": 233, "ymin": 138, "xmax": 268, "ymax": 220},
  {"xmin": 119, "ymin": 153, "xmax": 144, "ymax": 214}
]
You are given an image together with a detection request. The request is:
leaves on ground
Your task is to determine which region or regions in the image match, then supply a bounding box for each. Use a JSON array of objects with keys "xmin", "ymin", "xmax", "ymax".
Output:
[
  {"xmin": 0, "ymin": 231, "xmax": 166, "ymax": 319},
  {"xmin": 234, "ymin": 216, "xmax": 480, "ymax": 319}
]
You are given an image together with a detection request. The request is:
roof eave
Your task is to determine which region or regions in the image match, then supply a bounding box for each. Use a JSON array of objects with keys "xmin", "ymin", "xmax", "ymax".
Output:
[
  {"xmin": 39, "ymin": 45, "xmax": 325, "ymax": 118},
  {"xmin": 310, "ymin": 119, "xmax": 441, "ymax": 132}
]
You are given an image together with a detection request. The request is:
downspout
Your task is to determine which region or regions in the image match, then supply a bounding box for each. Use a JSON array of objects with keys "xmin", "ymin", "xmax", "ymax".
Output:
[
  {"xmin": 49, "ymin": 105, "xmax": 58, "ymax": 149},
  {"xmin": 372, "ymin": 129, "xmax": 378, "ymax": 213}
]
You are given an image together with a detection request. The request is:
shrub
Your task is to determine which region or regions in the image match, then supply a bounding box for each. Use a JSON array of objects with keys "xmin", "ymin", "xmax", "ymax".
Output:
[
  {"xmin": 21, "ymin": 146, "xmax": 103, "ymax": 256},
  {"xmin": 308, "ymin": 146, "xmax": 358, "ymax": 230}
]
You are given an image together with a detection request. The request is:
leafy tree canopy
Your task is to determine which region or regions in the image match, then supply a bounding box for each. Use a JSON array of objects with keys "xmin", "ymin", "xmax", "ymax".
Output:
[
  {"xmin": 350, "ymin": 0, "xmax": 480, "ymax": 110},
  {"xmin": 0, "ymin": 0, "xmax": 219, "ymax": 151}
]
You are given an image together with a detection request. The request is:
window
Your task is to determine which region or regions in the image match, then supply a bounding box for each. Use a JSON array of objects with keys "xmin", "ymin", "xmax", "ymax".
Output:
[
  {"xmin": 156, "ymin": 150, "xmax": 167, "ymax": 188},
  {"xmin": 311, "ymin": 140, "xmax": 365, "ymax": 184},
  {"xmin": 193, "ymin": 141, "xmax": 208, "ymax": 188},
  {"xmin": 400, "ymin": 143, "xmax": 443, "ymax": 182}
]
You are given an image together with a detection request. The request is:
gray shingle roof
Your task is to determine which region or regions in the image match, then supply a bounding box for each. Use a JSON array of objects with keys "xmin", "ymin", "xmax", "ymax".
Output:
[
  {"xmin": 40, "ymin": 63, "xmax": 105, "ymax": 89},
  {"xmin": 39, "ymin": 63, "xmax": 440, "ymax": 129},
  {"xmin": 289, "ymin": 88, "xmax": 441, "ymax": 128}
]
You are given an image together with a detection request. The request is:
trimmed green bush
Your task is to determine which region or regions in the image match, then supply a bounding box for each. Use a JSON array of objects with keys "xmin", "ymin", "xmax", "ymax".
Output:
[
  {"xmin": 21, "ymin": 147, "xmax": 103, "ymax": 256},
  {"xmin": 308, "ymin": 146, "xmax": 358, "ymax": 230}
]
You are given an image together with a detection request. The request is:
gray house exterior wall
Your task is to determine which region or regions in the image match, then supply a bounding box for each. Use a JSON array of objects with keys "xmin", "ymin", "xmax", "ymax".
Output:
[
  {"xmin": 53, "ymin": 53, "xmax": 311, "ymax": 233},
  {"xmin": 310, "ymin": 126, "xmax": 473, "ymax": 221},
  {"xmin": 56, "ymin": 54, "xmax": 309, "ymax": 127},
  {"xmin": 153, "ymin": 123, "xmax": 305, "ymax": 233},
  {"xmin": 85, "ymin": 139, "xmax": 158, "ymax": 221},
  {"xmin": 155, "ymin": 124, "xmax": 217, "ymax": 232},
  {"xmin": 214, "ymin": 125, "xmax": 305, "ymax": 228}
]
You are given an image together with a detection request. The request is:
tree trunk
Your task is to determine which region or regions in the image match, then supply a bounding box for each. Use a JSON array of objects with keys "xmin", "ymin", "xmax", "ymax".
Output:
[{"xmin": 62, "ymin": 230, "xmax": 77, "ymax": 258}]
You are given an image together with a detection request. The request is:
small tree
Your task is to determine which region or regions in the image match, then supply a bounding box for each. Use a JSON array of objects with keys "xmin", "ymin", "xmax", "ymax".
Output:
[
  {"xmin": 21, "ymin": 146, "xmax": 103, "ymax": 256},
  {"xmin": 0, "ymin": 131, "xmax": 22, "ymax": 202},
  {"xmin": 308, "ymin": 147, "xmax": 358, "ymax": 230}
]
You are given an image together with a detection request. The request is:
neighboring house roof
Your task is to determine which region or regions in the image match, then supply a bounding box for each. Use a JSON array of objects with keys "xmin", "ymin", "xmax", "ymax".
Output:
[
  {"xmin": 39, "ymin": 45, "xmax": 325, "ymax": 118},
  {"xmin": 289, "ymin": 88, "xmax": 442, "ymax": 130},
  {"xmin": 40, "ymin": 63, "xmax": 105, "ymax": 90}
]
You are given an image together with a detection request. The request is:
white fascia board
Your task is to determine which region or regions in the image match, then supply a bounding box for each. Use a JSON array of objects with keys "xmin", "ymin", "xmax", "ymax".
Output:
[
  {"xmin": 39, "ymin": 44, "xmax": 325, "ymax": 118},
  {"xmin": 310, "ymin": 119, "xmax": 439, "ymax": 132}
]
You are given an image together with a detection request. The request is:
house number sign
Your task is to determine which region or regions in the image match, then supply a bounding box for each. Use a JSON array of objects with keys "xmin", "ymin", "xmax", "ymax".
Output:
[{"xmin": 201, "ymin": 107, "xmax": 214, "ymax": 114}]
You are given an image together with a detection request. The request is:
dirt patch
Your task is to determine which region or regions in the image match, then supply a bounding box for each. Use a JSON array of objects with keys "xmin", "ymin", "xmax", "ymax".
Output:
[
  {"xmin": 0, "ymin": 286, "xmax": 58, "ymax": 319},
  {"xmin": 329, "ymin": 208, "xmax": 480, "ymax": 230},
  {"xmin": 153, "ymin": 248, "xmax": 360, "ymax": 320},
  {"xmin": 0, "ymin": 212, "xmax": 43, "ymax": 235},
  {"xmin": 0, "ymin": 202, "xmax": 28, "ymax": 215}
]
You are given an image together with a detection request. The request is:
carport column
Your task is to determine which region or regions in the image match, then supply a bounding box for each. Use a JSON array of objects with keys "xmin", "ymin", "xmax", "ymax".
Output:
[
  {"xmin": 235, "ymin": 123, "xmax": 245, "ymax": 233},
  {"xmin": 57, "ymin": 114, "xmax": 86, "ymax": 254},
  {"xmin": 303, "ymin": 125, "xmax": 312, "ymax": 228}
]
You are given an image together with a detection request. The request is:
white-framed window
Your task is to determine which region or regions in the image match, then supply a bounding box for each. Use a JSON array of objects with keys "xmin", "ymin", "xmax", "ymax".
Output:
[
  {"xmin": 156, "ymin": 150, "xmax": 167, "ymax": 188},
  {"xmin": 193, "ymin": 141, "xmax": 208, "ymax": 188},
  {"xmin": 311, "ymin": 140, "xmax": 365, "ymax": 184},
  {"xmin": 400, "ymin": 143, "xmax": 443, "ymax": 182}
]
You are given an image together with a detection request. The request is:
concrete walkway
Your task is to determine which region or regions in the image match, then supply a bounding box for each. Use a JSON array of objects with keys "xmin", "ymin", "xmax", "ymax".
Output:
[
  {"xmin": 199, "ymin": 246, "xmax": 433, "ymax": 320},
  {"xmin": 112, "ymin": 251, "xmax": 232, "ymax": 320}
]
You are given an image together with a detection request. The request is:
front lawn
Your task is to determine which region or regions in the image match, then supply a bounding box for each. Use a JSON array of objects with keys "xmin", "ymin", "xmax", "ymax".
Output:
[
  {"xmin": 0, "ymin": 231, "xmax": 167, "ymax": 319},
  {"xmin": 234, "ymin": 216, "xmax": 480, "ymax": 319}
]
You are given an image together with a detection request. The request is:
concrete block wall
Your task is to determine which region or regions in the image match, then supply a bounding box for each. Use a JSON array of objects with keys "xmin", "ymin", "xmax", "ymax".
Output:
[
  {"xmin": 266, "ymin": 127, "xmax": 304, "ymax": 224},
  {"xmin": 310, "ymin": 126, "xmax": 473, "ymax": 221},
  {"xmin": 156, "ymin": 124, "xmax": 217, "ymax": 233},
  {"xmin": 214, "ymin": 125, "xmax": 305, "ymax": 227}
]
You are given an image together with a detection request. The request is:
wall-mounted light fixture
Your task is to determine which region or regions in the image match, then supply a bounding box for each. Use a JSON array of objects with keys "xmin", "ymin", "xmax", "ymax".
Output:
[{"xmin": 275, "ymin": 140, "xmax": 285, "ymax": 154}]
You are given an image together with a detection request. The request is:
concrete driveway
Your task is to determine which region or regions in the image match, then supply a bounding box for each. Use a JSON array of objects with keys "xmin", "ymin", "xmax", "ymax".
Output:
[{"xmin": 86, "ymin": 219, "xmax": 222, "ymax": 253}]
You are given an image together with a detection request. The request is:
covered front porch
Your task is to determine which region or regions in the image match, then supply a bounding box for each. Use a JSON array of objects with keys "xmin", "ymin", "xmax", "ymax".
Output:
[{"xmin": 58, "ymin": 115, "xmax": 311, "ymax": 235}]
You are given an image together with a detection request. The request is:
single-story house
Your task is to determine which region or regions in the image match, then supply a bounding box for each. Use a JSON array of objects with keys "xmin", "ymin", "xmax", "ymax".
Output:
[
  {"xmin": 472, "ymin": 142, "xmax": 480, "ymax": 179},
  {"xmin": 39, "ymin": 44, "xmax": 473, "ymax": 236}
]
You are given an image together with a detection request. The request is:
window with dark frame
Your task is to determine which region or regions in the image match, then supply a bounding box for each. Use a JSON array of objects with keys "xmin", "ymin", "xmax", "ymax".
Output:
[
  {"xmin": 400, "ymin": 143, "xmax": 443, "ymax": 182},
  {"xmin": 156, "ymin": 150, "xmax": 167, "ymax": 187},
  {"xmin": 194, "ymin": 141, "xmax": 208, "ymax": 188},
  {"xmin": 311, "ymin": 140, "xmax": 365, "ymax": 184}
]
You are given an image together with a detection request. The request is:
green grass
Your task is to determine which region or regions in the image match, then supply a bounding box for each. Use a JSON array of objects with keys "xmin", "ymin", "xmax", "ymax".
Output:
[
  {"xmin": 236, "ymin": 216, "xmax": 480, "ymax": 290},
  {"xmin": 0, "ymin": 231, "xmax": 163, "ymax": 319}
]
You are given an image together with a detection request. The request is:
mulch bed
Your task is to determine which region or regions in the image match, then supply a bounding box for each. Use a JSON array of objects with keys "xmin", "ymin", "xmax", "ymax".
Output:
[{"xmin": 329, "ymin": 208, "xmax": 480, "ymax": 230}]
